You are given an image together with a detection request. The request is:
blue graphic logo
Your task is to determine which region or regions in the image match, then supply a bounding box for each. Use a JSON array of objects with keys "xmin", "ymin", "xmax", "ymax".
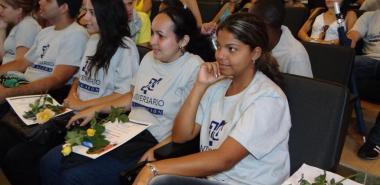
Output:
[
  {"xmin": 208, "ymin": 120, "xmax": 226, "ymax": 146},
  {"xmin": 141, "ymin": 78, "xmax": 162, "ymax": 94},
  {"xmin": 40, "ymin": 44, "xmax": 50, "ymax": 59},
  {"xmin": 81, "ymin": 57, "xmax": 91, "ymax": 76}
]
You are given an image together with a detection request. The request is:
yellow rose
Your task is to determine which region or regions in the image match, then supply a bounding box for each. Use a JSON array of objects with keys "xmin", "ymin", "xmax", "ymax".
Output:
[
  {"xmin": 36, "ymin": 108, "xmax": 56, "ymax": 124},
  {"xmin": 61, "ymin": 144, "xmax": 72, "ymax": 156},
  {"xmin": 86, "ymin": 128, "xmax": 96, "ymax": 137}
]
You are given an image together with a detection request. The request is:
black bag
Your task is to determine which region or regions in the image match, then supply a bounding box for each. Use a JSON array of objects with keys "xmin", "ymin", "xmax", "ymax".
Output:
[
  {"xmin": 120, "ymin": 161, "xmax": 148, "ymax": 185},
  {"xmin": 2, "ymin": 110, "xmax": 74, "ymax": 146}
]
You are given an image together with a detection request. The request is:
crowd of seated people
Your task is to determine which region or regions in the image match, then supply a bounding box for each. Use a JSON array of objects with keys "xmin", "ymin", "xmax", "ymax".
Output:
[
  {"xmin": 298, "ymin": 0, "xmax": 357, "ymax": 45},
  {"xmin": 0, "ymin": 0, "xmax": 378, "ymax": 185}
]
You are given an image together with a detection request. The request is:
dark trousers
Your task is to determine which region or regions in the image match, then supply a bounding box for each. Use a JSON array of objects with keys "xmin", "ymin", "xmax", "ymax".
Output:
[
  {"xmin": 368, "ymin": 113, "xmax": 380, "ymax": 145},
  {"xmin": 0, "ymin": 112, "xmax": 74, "ymax": 185},
  {"xmin": 40, "ymin": 130, "xmax": 158, "ymax": 185}
]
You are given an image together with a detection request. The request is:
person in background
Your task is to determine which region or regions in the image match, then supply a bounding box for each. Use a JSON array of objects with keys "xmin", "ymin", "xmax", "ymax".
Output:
[
  {"xmin": 241, "ymin": 0, "xmax": 257, "ymax": 12},
  {"xmin": 159, "ymin": 0, "xmax": 203, "ymax": 27},
  {"xmin": 0, "ymin": 0, "xmax": 40, "ymax": 66},
  {"xmin": 132, "ymin": 12, "xmax": 291, "ymax": 185},
  {"xmin": 125, "ymin": 0, "xmax": 151, "ymax": 46},
  {"xmin": 298, "ymin": 0, "xmax": 357, "ymax": 45},
  {"xmin": 39, "ymin": 7, "xmax": 205, "ymax": 185},
  {"xmin": 135, "ymin": 0, "xmax": 152, "ymax": 15},
  {"xmin": 347, "ymin": 9, "xmax": 380, "ymax": 160},
  {"xmin": 284, "ymin": 0, "xmax": 306, "ymax": 7},
  {"xmin": 210, "ymin": 0, "xmax": 242, "ymax": 23},
  {"xmin": 359, "ymin": 0, "xmax": 380, "ymax": 11},
  {"xmin": 77, "ymin": 0, "xmax": 151, "ymax": 47},
  {"xmin": 201, "ymin": 0, "xmax": 242, "ymax": 35},
  {"xmin": 252, "ymin": 0, "xmax": 313, "ymax": 77}
]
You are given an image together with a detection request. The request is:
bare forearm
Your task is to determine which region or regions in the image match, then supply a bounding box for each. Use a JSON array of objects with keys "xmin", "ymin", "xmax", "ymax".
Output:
[
  {"xmin": 172, "ymin": 83, "xmax": 207, "ymax": 143},
  {"xmin": 152, "ymin": 135, "xmax": 172, "ymax": 151},
  {"xmin": 152, "ymin": 138, "xmax": 248, "ymax": 178},
  {"xmin": 68, "ymin": 78, "xmax": 79, "ymax": 95},
  {"xmin": 96, "ymin": 92, "xmax": 133, "ymax": 114},
  {"xmin": 186, "ymin": 0, "xmax": 203, "ymax": 26},
  {"xmin": 347, "ymin": 30, "xmax": 361, "ymax": 48},
  {"xmin": 298, "ymin": 26, "xmax": 312, "ymax": 42},
  {"xmin": 82, "ymin": 92, "xmax": 124, "ymax": 109},
  {"xmin": 5, "ymin": 75, "xmax": 67, "ymax": 97},
  {"xmin": 154, "ymin": 150, "xmax": 230, "ymax": 177},
  {"xmin": 0, "ymin": 59, "xmax": 29, "ymax": 76}
]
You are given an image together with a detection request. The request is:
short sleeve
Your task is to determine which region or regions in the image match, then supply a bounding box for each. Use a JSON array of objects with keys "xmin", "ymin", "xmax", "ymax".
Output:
[
  {"xmin": 114, "ymin": 42, "xmax": 140, "ymax": 94},
  {"xmin": 351, "ymin": 12, "xmax": 371, "ymax": 37},
  {"xmin": 195, "ymin": 87, "xmax": 213, "ymax": 126},
  {"xmin": 55, "ymin": 28, "xmax": 88, "ymax": 67},
  {"xmin": 229, "ymin": 96, "xmax": 291, "ymax": 159},
  {"xmin": 136, "ymin": 12, "xmax": 151, "ymax": 44},
  {"xmin": 131, "ymin": 51, "xmax": 152, "ymax": 87},
  {"xmin": 24, "ymin": 32, "xmax": 42, "ymax": 63},
  {"xmin": 15, "ymin": 19, "xmax": 40, "ymax": 49},
  {"xmin": 180, "ymin": 58, "xmax": 203, "ymax": 101},
  {"xmin": 287, "ymin": 46, "xmax": 313, "ymax": 78}
]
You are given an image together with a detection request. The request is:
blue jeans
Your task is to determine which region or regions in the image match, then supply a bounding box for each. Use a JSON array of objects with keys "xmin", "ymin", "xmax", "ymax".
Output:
[
  {"xmin": 354, "ymin": 55, "xmax": 380, "ymax": 81},
  {"xmin": 39, "ymin": 130, "xmax": 157, "ymax": 185},
  {"xmin": 149, "ymin": 175, "xmax": 229, "ymax": 185},
  {"xmin": 354, "ymin": 56, "xmax": 380, "ymax": 143}
]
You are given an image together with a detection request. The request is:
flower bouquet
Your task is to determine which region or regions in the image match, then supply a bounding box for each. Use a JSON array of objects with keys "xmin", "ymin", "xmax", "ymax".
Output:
[
  {"xmin": 23, "ymin": 94, "xmax": 66, "ymax": 124},
  {"xmin": 62, "ymin": 107, "xmax": 129, "ymax": 156}
]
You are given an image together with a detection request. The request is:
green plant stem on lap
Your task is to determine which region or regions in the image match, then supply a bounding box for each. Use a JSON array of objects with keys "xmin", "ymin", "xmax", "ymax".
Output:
[
  {"xmin": 23, "ymin": 94, "xmax": 65, "ymax": 122},
  {"xmin": 63, "ymin": 107, "xmax": 129, "ymax": 155},
  {"xmin": 298, "ymin": 171, "xmax": 360, "ymax": 185}
]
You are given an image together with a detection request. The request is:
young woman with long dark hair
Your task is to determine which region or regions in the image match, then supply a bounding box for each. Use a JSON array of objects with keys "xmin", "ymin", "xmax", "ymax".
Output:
[{"xmin": 133, "ymin": 13, "xmax": 291, "ymax": 185}]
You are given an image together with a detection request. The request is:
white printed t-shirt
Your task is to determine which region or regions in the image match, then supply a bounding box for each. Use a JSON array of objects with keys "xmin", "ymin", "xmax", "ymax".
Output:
[
  {"xmin": 2, "ymin": 16, "xmax": 41, "ymax": 64},
  {"xmin": 77, "ymin": 34, "xmax": 139, "ymax": 101},
  {"xmin": 272, "ymin": 26, "xmax": 313, "ymax": 78},
  {"xmin": 351, "ymin": 10, "xmax": 380, "ymax": 60},
  {"xmin": 129, "ymin": 51, "xmax": 203, "ymax": 142},
  {"xmin": 24, "ymin": 22, "xmax": 88, "ymax": 82},
  {"xmin": 196, "ymin": 71, "xmax": 291, "ymax": 185}
]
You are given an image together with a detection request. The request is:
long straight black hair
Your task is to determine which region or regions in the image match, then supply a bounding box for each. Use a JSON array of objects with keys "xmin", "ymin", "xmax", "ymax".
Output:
[{"xmin": 87, "ymin": 0, "xmax": 131, "ymax": 76}]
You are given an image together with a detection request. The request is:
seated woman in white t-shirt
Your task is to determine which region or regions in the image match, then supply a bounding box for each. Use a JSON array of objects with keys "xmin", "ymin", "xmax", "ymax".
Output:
[
  {"xmin": 63, "ymin": 2, "xmax": 139, "ymax": 111},
  {"xmin": 298, "ymin": 0, "xmax": 356, "ymax": 45},
  {"xmin": 40, "ymin": 7, "xmax": 206, "ymax": 185},
  {"xmin": 133, "ymin": 13, "xmax": 291, "ymax": 185},
  {"xmin": 0, "ymin": 0, "xmax": 40, "ymax": 67}
]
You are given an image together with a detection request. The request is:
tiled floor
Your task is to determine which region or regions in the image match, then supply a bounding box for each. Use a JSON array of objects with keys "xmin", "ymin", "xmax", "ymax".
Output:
[{"xmin": 339, "ymin": 100, "xmax": 380, "ymax": 184}]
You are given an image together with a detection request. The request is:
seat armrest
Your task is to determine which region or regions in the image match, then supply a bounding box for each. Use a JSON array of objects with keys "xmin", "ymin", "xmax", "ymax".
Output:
[{"xmin": 154, "ymin": 136, "xmax": 199, "ymax": 160}]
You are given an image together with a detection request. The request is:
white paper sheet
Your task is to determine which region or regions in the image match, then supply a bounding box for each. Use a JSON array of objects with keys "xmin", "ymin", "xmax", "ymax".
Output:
[
  {"xmin": 6, "ymin": 94, "xmax": 72, "ymax": 126},
  {"xmin": 72, "ymin": 120, "xmax": 151, "ymax": 159},
  {"xmin": 282, "ymin": 164, "xmax": 362, "ymax": 185}
]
